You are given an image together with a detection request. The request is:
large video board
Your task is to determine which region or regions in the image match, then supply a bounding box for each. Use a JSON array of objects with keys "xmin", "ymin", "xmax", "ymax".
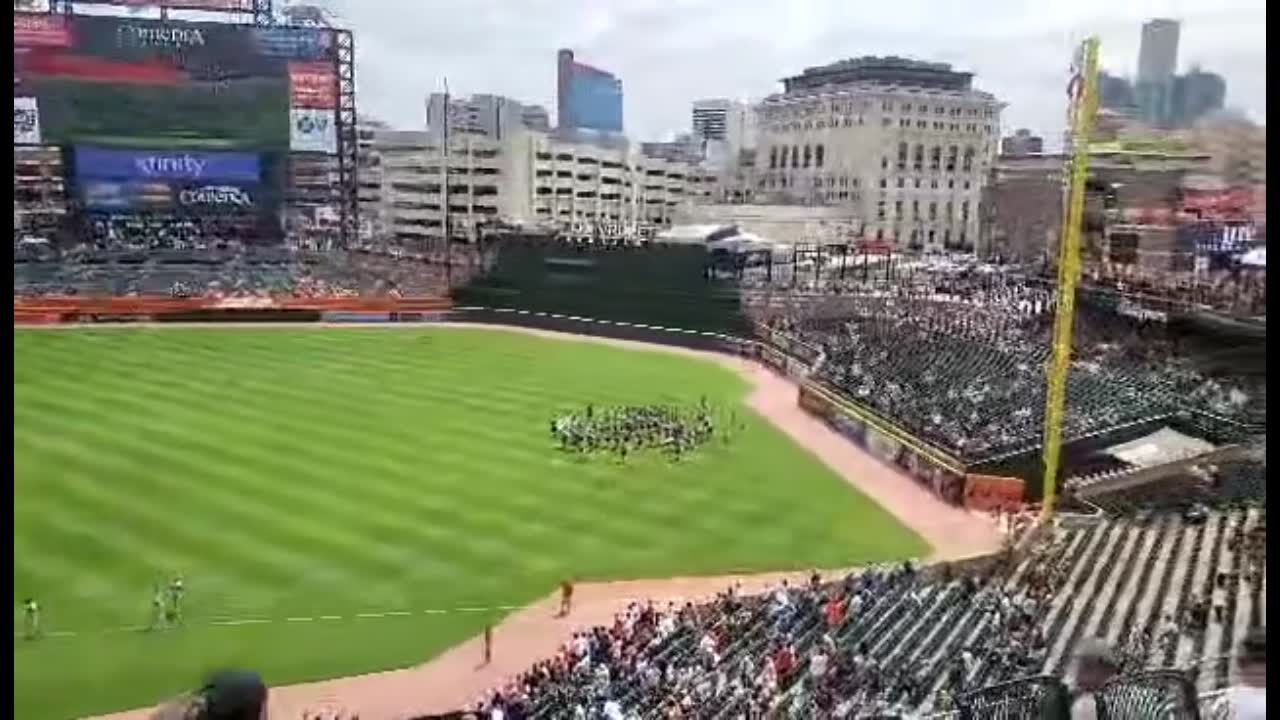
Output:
[{"xmin": 13, "ymin": 13, "xmax": 338, "ymax": 152}]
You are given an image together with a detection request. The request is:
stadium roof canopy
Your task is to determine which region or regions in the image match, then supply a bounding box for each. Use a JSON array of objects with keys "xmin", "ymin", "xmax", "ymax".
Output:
[{"xmin": 1104, "ymin": 427, "xmax": 1215, "ymax": 468}]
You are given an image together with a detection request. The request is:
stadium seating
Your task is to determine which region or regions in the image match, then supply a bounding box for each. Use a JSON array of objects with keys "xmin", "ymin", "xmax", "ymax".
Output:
[
  {"xmin": 476, "ymin": 497, "xmax": 1265, "ymax": 717},
  {"xmin": 763, "ymin": 282, "xmax": 1262, "ymax": 463}
]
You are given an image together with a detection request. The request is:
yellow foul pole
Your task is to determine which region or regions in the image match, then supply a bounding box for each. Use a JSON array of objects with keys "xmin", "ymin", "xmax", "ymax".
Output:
[{"xmin": 1040, "ymin": 37, "xmax": 1100, "ymax": 519}]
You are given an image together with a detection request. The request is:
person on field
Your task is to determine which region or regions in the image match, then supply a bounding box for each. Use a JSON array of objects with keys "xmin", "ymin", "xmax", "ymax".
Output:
[
  {"xmin": 23, "ymin": 598, "xmax": 40, "ymax": 640},
  {"xmin": 150, "ymin": 583, "xmax": 168, "ymax": 631},
  {"xmin": 559, "ymin": 578, "xmax": 575, "ymax": 617},
  {"xmin": 168, "ymin": 574, "xmax": 186, "ymax": 625},
  {"xmin": 482, "ymin": 624, "xmax": 493, "ymax": 666}
]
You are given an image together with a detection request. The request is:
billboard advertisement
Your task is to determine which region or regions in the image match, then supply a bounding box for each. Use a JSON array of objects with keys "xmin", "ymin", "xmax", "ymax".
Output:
[
  {"xmin": 74, "ymin": 147, "xmax": 261, "ymax": 182},
  {"xmin": 289, "ymin": 109, "xmax": 336, "ymax": 153},
  {"xmin": 74, "ymin": 147, "xmax": 270, "ymax": 216},
  {"xmin": 93, "ymin": 0, "xmax": 254, "ymax": 9},
  {"xmin": 14, "ymin": 97, "xmax": 42, "ymax": 144},
  {"xmin": 80, "ymin": 179, "xmax": 262, "ymax": 214},
  {"xmin": 13, "ymin": 14, "xmax": 337, "ymax": 150}
]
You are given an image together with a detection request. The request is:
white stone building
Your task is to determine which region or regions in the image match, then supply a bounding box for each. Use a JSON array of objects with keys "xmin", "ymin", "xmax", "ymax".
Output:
[{"xmin": 754, "ymin": 56, "xmax": 1003, "ymax": 252}]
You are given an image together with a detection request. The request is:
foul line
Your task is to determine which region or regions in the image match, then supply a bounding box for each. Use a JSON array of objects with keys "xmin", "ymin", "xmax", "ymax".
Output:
[{"xmin": 13, "ymin": 604, "xmax": 524, "ymax": 641}]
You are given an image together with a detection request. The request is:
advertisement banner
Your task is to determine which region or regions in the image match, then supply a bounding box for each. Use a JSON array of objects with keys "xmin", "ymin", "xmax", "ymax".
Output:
[
  {"xmin": 253, "ymin": 27, "xmax": 336, "ymax": 61},
  {"xmin": 176, "ymin": 183, "xmax": 257, "ymax": 212},
  {"xmin": 13, "ymin": 14, "xmax": 71, "ymax": 48},
  {"xmin": 95, "ymin": 0, "xmax": 254, "ymax": 10},
  {"xmin": 289, "ymin": 109, "xmax": 336, "ymax": 154},
  {"xmin": 74, "ymin": 147, "xmax": 261, "ymax": 183},
  {"xmin": 14, "ymin": 97, "xmax": 42, "ymax": 145},
  {"xmin": 964, "ymin": 474, "xmax": 1026, "ymax": 513},
  {"xmin": 288, "ymin": 62, "xmax": 338, "ymax": 109},
  {"xmin": 80, "ymin": 180, "xmax": 175, "ymax": 210}
]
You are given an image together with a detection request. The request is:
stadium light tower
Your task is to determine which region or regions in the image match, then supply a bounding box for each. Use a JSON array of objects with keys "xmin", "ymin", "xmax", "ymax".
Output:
[{"xmin": 1040, "ymin": 37, "xmax": 1101, "ymax": 520}]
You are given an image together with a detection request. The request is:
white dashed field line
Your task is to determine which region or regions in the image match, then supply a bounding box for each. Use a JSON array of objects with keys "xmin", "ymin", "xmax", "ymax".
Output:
[{"xmin": 14, "ymin": 604, "xmax": 525, "ymax": 640}]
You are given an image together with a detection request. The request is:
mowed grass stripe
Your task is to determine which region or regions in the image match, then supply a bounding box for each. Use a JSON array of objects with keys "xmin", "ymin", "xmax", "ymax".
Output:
[{"xmin": 15, "ymin": 328, "xmax": 925, "ymax": 720}]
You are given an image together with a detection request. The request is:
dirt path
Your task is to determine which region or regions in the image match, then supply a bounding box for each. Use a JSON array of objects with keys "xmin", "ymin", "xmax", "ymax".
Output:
[{"xmin": 82, "ymin": 323, "xmax": 1001, "ymax": 720}]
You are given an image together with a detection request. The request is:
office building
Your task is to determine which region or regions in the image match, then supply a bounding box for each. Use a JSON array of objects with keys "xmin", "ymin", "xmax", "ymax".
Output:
[
  {"xmin": 556, "ymin": 49, "xmax": 624, "ymax": 133},
  {"xmin": 1170, "ymin": 68, "xmax": 1226, "ymax": 128},
  {"xmin": 425, "ymin": 93, "xmax": 550, "ymax": 141},
  {"xmin": 1000, "ymin": 129, "xmax": 1044, "ymax": 157},
  {"xmin": 755, "ymin": 55, "xmax": 1004, "ymax": 252}
]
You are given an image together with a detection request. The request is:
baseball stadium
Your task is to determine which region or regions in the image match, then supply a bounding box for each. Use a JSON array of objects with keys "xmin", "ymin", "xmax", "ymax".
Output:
[{"xmin": 14, "ymin": 6, "xmax": 1267, "ymax": 720}]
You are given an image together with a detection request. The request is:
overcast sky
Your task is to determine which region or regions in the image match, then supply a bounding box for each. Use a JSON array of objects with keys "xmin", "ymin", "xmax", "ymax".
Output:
[{"xmin": 319, "ymin": 0, "xmax": 1264, "ymax": 143}]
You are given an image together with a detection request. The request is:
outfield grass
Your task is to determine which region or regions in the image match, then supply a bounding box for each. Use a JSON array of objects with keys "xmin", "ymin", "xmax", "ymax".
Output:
[{"xmin": 13, "ymin": 327, "xmax": 926, "ymax": 719}]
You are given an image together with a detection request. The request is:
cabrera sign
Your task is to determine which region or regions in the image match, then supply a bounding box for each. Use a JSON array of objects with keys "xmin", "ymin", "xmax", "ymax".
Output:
[{"xmin": 74, "ymin": 147, "xmax": 261, "ymax": 183}]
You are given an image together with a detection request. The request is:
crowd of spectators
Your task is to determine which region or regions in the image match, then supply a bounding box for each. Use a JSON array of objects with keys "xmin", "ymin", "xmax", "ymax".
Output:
[
  {"xmin": 13, "ymin": 220, "xmax": 485, "ymax": 300},
  {"xmin": 1079, "ymin": 265, "xmax": 1267, "ymax": 318},
  {"xmin": 752, "ymin": 268, "xmax": 1262, "ymax": 461}
]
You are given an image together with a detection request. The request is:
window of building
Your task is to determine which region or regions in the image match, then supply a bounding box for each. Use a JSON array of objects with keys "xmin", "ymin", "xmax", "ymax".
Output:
[
  {"xmin": 928, "ymin": 201, "xmax": 937, "ymax": 220},
  {"xmin": 879, "ymin": 177, "xmax": 887, "ymax": 188},
  {"xmin": 946, "ymin": 145, "xmax": 958, "ymax": 172},
  {"xmin": 935, "ymin": 105, "xmax": 945, "ymax": 114},
  {"xmin": 914, "ymin": 178, "xmax": 921, "ymax": 188},
  {"xmin": 838, "ymin": 191, "xmax": 848, "ymax": 200},
  {"xmin": 881, "ymin": 156, "xmax": 889, "ymax": 170},
  {"xmin": 946, "ymin": 200, "xmax": 953, "ymax": 219},
  {"xmin": 778, "ymin": 146, "xmax": 787, "ymax": 167},
  {"xmin": 912, "ymin": 200, "xmax": 920, "ymax": 220},
  {"xmin": 815, "ymin": 145, "xmax": 824, "ymax": 167},
  {"xmin": 882, "ymin": 117, "xmax": 892, "ymax": 127},
  {"xmin": 928, "ymin": 229, "xmax": 936, "ymax": 244},
  {"xmin": 902, "ymin": 103, "xmax": 911, "ymax": 112},
  {"xmin": 894, "ymin": 200, "xmax": 903, "ymax": 217},
  {"xmin": 959, "ymin": 230, "xmax": 967, "ymax": 246},
  {"xmin": 900, "ymin": 119, "xmax": 910, "ymax": 128},
  {"xmin": 930, "ymin": 146, "xmax": 941, "ymax": 171},
  {"xmin": 917, "ymin": 120, "xmax": 927, "ymax": 129},
  {"xmin": 962, "ymin": 146, "xmax": 975, "ymax": 172},
  {"xmin": 839, "ymin": 176, "xmax": 848, "ymax": 188},
  {"xmin": 964, "ymin": 180, "xmax": 971, "ymax": 190},
  {"xmin": 792, "ymin": 145, "xmax": 800, "ymax": 168},
  {"xmin": 876, "ymin": 228, "xmax": 884, "ymax": 240},
  {"xmin": 961, "ymin": 200, "xmax": 970, "ymax": 221},
  {"xmin": 896, "ymin": 177, "xmax": 904, "ymax": 188},
  {"xmin": 877, "ymin": 201, "xmax": 886, "ymax": 220},
  {"xmin": 930, "ymin": 179, "xmax": 938, "ymax": 189},
  {"xmin": 944, "ymin": 229, "xmax": 951, "ymax": 246},
  {"xmin": 803, "ymin": 145, "xmax": 812, "ymax": 168},
  {"xmin": 897, "ymin": 142, "xmax": 908, "ymax": 169},
  {"xmin": 913, "ymin": 144, "xmax": 924, "ymax": 171},
  {"xmin": 948, "ymin": 179, "xmax": 955, "ymax": 189}
]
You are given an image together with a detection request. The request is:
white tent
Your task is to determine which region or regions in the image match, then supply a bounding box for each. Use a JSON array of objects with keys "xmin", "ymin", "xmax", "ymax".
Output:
[
  {"xmin": 1238, "ymin": 246, "xmax": 1266, "ymax": 268},
  {"xmin": 1104, "ymin": 427, "xmax": 1215, "ymax": 468}
]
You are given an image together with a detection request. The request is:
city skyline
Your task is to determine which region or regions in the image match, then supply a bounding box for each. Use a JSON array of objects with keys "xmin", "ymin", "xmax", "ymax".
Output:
[{"xmin": 320, "ymin": 0, "xmax": 1264, "ymax": 145}]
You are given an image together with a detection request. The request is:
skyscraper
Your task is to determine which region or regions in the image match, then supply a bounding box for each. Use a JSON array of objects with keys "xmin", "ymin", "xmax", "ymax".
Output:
[
  {"xmin": 1135, "ymin": 18, "xmax": 1180, "ymax": 126},
  {"xmin": 556, "ymin": 49, "xmax": 624, "ymax": 133},
  {"xmin": 1137, "ymin": 18, "xmax": 1180, "ymax": 83}
]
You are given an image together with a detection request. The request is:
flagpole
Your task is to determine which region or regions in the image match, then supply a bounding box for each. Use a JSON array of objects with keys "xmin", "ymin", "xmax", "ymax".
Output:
[{"xmin": 442, "ymin": 77, "xmax": 452, "ymax": 290}]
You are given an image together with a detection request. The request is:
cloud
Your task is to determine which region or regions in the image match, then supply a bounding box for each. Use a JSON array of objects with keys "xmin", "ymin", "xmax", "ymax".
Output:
[{"xmin": 328, "ymin": 0, "xmax": 1265, "ymax": 140}]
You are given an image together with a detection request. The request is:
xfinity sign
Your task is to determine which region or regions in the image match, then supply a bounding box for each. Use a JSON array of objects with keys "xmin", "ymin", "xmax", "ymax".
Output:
[{"xmin": 75, "ymin": 147, "xmax": 260, "ymax": 183}]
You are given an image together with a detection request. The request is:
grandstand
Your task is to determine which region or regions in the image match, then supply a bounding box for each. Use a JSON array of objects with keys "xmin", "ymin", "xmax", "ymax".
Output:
[
  {"xmin": 743, "ymin": 261, "xmax": 1264, "ymax": 500},
  {"xmin": 474, "ymin": 449, "xmax": 1266, "ymax": 718}
]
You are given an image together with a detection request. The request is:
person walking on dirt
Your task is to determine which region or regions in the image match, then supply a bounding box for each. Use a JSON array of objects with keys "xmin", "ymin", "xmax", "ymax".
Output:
[
  {"xmin": 482, "ymin": 624, "xmax": 493, "ymax": 666},
  {"xmin": 559, "ymin": 578, "xmax": 575, "ymax": 617}
]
